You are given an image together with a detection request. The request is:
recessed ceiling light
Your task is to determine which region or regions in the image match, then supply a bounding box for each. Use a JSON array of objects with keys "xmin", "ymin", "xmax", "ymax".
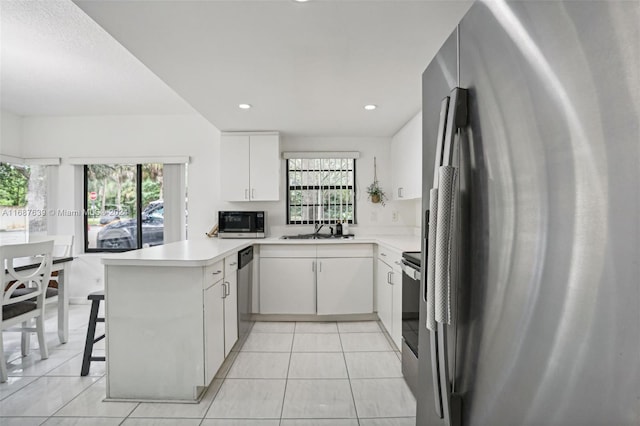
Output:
[
  {"xmin": 238, "ymin": 104, "xmax": 252, "ymax": 109},
  {"xmin": 364, "ymin": 104, "xmax": 377, "ymax": 111}
]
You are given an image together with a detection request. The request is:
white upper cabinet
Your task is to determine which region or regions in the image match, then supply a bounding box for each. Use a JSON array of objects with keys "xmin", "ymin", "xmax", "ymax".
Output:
[
  {"xmin": 391, "ymin": 111, "xmax": 422, "ymax": 200},
  {"xmin": 220, "ymin": 132, "xmax": 280, "ymax": 201}
]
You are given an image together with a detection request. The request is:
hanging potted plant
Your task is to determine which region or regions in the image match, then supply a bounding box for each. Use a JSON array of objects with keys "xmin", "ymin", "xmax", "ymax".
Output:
[{"xmin": 367, "ymin": 157, "xmax": 387, "ymax": 206}]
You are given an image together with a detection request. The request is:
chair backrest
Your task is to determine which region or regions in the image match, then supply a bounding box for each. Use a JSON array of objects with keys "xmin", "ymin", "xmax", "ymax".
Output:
[
  {"xmin": 2, "ymin": 240, "xmax": 54, "ymax": 307},
  {"xmin": 29, "ymin": 235, "xmax": 74, "ymax": 258}
]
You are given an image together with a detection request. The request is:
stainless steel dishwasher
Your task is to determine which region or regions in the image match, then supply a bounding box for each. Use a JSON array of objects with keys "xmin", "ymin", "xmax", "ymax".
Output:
[{"xmin": 237, "ymin": 246, "xmax": 254, "ymax": 343}]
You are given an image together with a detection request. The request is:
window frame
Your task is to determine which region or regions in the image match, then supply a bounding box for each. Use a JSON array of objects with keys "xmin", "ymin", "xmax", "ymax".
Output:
[
  {"xmin": 83, "ymin": 164, "xmax": 146, "ymax": 253},
  {"xmin": 285, "ymin": 158, "xmax": 357, "ymax": 225}
]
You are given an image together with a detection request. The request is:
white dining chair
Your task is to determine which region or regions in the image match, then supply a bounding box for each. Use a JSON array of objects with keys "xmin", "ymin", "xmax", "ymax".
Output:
[
  {"xmin": 29, "ymin": 234, "xmax": 74, "ymax": 258},
  {"xmin": 1, "ymin": 240, "xmax": 54, "ymax": 383},
  {"xmin": 24, "ymin": 235, "xmax": 75, "ymax": 346}
]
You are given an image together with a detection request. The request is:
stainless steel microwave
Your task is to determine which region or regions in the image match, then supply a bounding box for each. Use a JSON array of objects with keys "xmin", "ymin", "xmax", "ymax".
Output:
[{"xmin": 218, "ymin": 211, "xmax": 266, "ymax": 238}]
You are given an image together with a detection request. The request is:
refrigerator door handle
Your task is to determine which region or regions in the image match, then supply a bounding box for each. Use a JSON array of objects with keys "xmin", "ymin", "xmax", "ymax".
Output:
[
  {"xmin": 442, "ymin": 88, "xmax": 468, "ymax": 167},
  {"xmin": 423, "ymin": 95, "xmax": 451, "ymax": 420},
  {"xmin": 435, "ymin": 87, "xmax": 468, "ymax": 426}
]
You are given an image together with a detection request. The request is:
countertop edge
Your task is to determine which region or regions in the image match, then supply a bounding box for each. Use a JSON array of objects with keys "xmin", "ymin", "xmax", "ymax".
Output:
[{"xmin": 100, "ymin": 235, "xmax": 420, "ymax": 267}]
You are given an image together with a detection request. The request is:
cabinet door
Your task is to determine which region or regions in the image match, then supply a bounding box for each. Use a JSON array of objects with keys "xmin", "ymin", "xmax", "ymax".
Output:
[
  {"xmin": 376, "ymin": 258, "xmax": 393, "ymax": 334},
  {"xmin": 221, "ymin": 135, "xmax": 250, "ymax": 201},
  {"xmin": 260, "ymin": 258, "xmax": 315, "ymax": 314},
  {"xmin": 249, "ymin": 134, "xmax": 280, "ymax": 201},
  {"xmin": 204, "ymin": 281, "xmax": 225, "ymax": 384},
  {"xmin": 317, "ymin": 257, "xmax": 373, "ymax": 315},
  {"xmin": 223, "ymin": 271, "xmax": 238, "ymax": 357},
  {"xmin": 391, "ymin": 112, "xmax": 421, "ymax": 200},
  {"xmin": 391, "ymin": 261, "xmax": 403, "ymax": 350}
]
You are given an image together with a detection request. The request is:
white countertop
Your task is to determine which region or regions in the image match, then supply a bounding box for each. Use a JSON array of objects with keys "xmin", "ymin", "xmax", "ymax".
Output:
[
  {"xmin": 102, "ymin": 234, "xmax": 421, "ymax": 267},
  {"xmin": 101, "ymin": 239, "xmax": 253, "ymax": 267}
]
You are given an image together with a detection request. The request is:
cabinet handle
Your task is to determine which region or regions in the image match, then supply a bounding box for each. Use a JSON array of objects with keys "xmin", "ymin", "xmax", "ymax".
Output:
[
  {"xmin": 230, "ymin": 262, "xmax": 237, "ymax": 266},
  {"xmin": 212, "ymin": 270, "xmax": 222, "ymax": 275},
  {"xmin": 319, "ymin": 261, "xmax": 322, "ymax": 272},
  {"xmin": 221, "ymin": 282, "xmax": 227, "ymax": 298},
  {"xmin": 398, "ymin": 187, "xmax": 404, "ymax": 198},
  {"xmin": 312, "ymin": 261, "xmax": 315, "ymax": 272},
  {"xmin": 252, "ymin": 188, "xmax": 256, "ymax": 199},
  {"xmin": 245, "ymin": 189, "xmax": 249, "ymax": 199},
  {"xmin": 394, "ymin": 261, "xmax": 401, "ymax": 266},
  {"xmin": 380, "ymin": 252, "xmax": 387, "ymax": 257},
  {"xmin": 224, "ymin": 281, "xmax": 230, "ymax": 297}
]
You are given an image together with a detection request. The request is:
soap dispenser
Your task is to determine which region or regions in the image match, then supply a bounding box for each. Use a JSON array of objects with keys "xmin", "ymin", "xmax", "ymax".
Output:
[{"xmin": 336, "ymin": 221, "xmax": 343, "ymax": 236}]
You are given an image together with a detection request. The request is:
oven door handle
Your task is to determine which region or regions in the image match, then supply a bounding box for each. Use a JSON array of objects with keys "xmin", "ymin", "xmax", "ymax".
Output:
[{"xmin": 400, "ymin": 262, "xmax": 421, "ymax": 281}]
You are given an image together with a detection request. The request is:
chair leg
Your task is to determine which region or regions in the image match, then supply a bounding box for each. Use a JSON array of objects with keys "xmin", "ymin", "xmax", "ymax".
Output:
[
  {"xmin": 36, "ymin": 314, "xmax": 49, "ymax": 360},
  {"xmin": 21, "ymin": 321, "xmax": 31, "ymax": 356},
  {"xmin": 81, "ymin": 299, "xmax": 100, "ymax": 376},
  {"xmin": 0, "ymin": 333, "xmax": 7, "ymax": 383}
]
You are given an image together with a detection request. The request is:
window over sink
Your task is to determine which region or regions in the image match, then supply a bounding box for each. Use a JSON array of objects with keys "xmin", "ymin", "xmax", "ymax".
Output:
[{"xmin": 286, "ymin": 157, "xmax": 356, "ymax": 225}]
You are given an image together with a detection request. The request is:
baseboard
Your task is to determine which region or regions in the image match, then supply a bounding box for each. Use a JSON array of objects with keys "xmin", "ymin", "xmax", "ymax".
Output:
[{"xmin": 251, "ymin": 313, "xmax": 378, "ymax": 322}]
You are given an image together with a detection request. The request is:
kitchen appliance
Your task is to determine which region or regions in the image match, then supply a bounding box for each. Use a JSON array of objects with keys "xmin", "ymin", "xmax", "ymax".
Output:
[
  {"xmin": 218, "ymin": 211, "xmax": 265, "ymax": 238},
  {"xmin": 400, "ymin": 250, "xmax": 421, "ymax": 396},
  {"xmin": 237, "ymin": 246, "xmax": 254, "ymax": 344},
  {"xmin": 417, "ymin": 2, "xmax": 639, "ymax": 426}
]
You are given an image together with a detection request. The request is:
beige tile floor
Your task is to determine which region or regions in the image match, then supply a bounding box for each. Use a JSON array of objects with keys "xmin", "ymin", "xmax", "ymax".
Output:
[{"xmin": 1, "ymin": 304, "xmax": 416, "ymax": 425}]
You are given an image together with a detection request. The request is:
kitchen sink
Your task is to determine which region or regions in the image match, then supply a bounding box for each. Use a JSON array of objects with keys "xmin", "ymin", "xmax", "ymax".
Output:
[{"xmin": 280, "ymin": 234, "xmax": 353, "ymax": 240}]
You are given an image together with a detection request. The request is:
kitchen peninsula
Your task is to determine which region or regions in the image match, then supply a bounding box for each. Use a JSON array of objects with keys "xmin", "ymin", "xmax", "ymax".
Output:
[{"xmin": 102, "ymin": 235, "xmax": 419, "ymax": 402}]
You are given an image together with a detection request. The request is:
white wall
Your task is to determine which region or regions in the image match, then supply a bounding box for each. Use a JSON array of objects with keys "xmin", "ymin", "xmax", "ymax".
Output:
[
  {"xmin": 0, "ymin": 109, "xmax": 24, "ymax": 157},
  {"xmin": 216, "ymin": 135, "xmax": 419, "ymax": 236},
  {"xmin": 17, "ymin": 114, "xmax": 420, "ymax": 301},
  {"xmin": 21, "ymin": 113, "xmax": 219, "ymax": 302}
]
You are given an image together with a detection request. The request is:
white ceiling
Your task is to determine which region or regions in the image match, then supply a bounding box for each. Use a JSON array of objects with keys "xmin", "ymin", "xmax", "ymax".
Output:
[
  {"xmin": 2, "ymin": 0, "xmax": 471, "ymax": 137},
  {"xmin": 0, "ymin": 0, "xmax": 195, "ymax": 117}
]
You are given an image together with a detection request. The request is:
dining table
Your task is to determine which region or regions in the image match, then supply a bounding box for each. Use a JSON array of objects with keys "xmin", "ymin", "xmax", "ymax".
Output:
[{"xmin": 5, "ymin": 256, "xmax": 75, "ymax": 344}]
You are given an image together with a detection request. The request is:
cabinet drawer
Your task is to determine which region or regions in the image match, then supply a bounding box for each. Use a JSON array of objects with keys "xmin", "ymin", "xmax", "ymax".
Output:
[
  {"xmin": 225, "ymin": 254, "xmax": 239, "ymax": 274},
  {"xmin": 260, "ymin": 244, "xmax": 317, "ymax": 258},
  {"xmin": 316, "ymin": 244, "xmax": 373, "ymax": 258},
  {"xmin": 377, "ymin": 245, "xmax": 402, "ymax": 267},
  {"xmin": 204, "ymin": 260, "xmax": 224, "ymax": 288}
]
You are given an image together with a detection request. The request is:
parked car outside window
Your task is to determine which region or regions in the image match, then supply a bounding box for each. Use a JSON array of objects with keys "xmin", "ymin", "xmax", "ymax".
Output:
[{"xmin": 96, "ymin": 200, "xmax": 164, "ymax": 249}]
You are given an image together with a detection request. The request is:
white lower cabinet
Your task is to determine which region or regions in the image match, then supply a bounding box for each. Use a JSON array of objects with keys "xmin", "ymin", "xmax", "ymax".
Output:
[
  {"xmin": 391, "ymin": 260, "xmax": 403, "ymax": 349},
  {"xmin": 105, "ymin": 254, "xmax": 239, "ymax": 402},
  {"xmin": 376, "ymin": 246, "xmax": 404, "ymax": 350},
  {"xmin": 260, "ymin": 257, "xmax": 316, "ymax": 314},
  {"xmin": 376, "ymin": 258, "xmax": 394, "ymax": 336},
  {"xmin": 259, "ymin": 244, "xmax": 373, "ymax": 315},
  {"xmin": 318, "ymin": 257, "xmax": 373, "ymax": 314},
  {"xmin": 204, "ymin": 280, "xmax": 225, "ymax": 385},
  {"xmin": 223, "ymin": 254, "xmax": 239, "ymax": 356}
]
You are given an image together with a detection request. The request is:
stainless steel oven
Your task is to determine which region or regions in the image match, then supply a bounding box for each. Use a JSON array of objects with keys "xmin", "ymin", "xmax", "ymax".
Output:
[{"xmin": 401, "ymin": 250, "xmax": 421, "ymax": 396}]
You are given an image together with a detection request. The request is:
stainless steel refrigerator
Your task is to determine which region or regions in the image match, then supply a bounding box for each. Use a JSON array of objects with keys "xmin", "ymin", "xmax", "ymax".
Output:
[{"xmin": 418, "ymin": 1, "xmax": 640, "ymax": 425}]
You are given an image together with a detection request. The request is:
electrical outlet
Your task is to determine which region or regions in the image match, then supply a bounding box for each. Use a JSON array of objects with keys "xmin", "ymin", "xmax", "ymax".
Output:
[{"xmin": 392, "ymin": 211, "xmax": 399, "ymax": 222}]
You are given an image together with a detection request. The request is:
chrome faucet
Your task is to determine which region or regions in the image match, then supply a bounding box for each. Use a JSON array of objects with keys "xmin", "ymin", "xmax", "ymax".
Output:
[{"xmin": 314, "ymin": 223, "xmax": 324, "ymax": 235}]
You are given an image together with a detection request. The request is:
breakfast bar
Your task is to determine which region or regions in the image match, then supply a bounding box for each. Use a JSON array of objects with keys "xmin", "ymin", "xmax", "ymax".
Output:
[{"xmin": 102, "ymin": 235, "xmax": 419, "ymax": 402}]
